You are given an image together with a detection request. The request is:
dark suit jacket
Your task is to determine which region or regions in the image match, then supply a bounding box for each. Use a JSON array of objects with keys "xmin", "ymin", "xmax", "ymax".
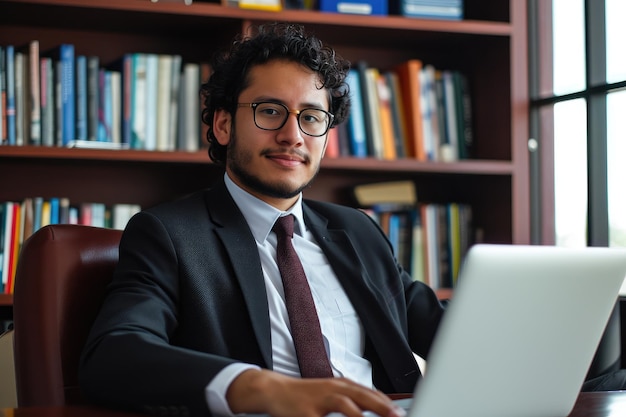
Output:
[{"xmin": 79, "ymin": 179, "xmax": 444, "ymax": 417}]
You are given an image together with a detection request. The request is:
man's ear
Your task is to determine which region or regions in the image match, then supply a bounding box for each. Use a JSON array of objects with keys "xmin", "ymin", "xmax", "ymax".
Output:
[{"xmin": 213, "ymin": 109, "xmax": 232, "ymax": 145}]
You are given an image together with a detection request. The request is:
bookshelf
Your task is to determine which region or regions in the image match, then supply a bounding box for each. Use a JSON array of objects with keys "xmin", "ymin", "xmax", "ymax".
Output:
[{"xmin": 0, "ymin": 0, "xmax": 529, "ymax": 317}]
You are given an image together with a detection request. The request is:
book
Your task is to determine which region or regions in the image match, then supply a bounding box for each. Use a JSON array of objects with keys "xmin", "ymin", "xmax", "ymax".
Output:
[
  {"xmin": 455, "ymin": 71, "xmax": 473, "ymax": 159},
  {"xmin": 168, "ymin": 55, "xmax": 182, "ymax": 151},
  {"xmin": 397, "ymin": 0, "xmax": 463, "ymax": 20},
  {"xmin": 110, "ymin": 70, "xmax": 122, "ymax": 144},
  {"xmin": 112, "ymin": 203, "xmax": 141, "ymax": 230},
  {"xmin": 238, "ymin": 0, "xmax": 282, "ymax": 11},
  {"xmin": 156, "ymin": 54, "xmax": 173, "ymax": 151},
  {"xmin": 28, "ymin": 40, "xmax": 41, "ymax": 145},
  {"xmin": 442, "ymin": 70, "xmax": 459, "ymax": 161},
  {"xmin": 419, "ymin": 64, "xmax": 440, "ymax": 161},
  {"xmin": 144, "ymin": 53, "xmax": 158, "ymax": 151},
  {"xmin": 4, "ymin": 46, "xmax": 16, "ymax": 145},
  {"xmin": 120, "ymin": 54, "xmax": 133, "ymax": 146},
  {"xmin": 363, "ymin": 67, "xmax": 385, "ymax": 158},
  {"xmin": 384, "ymin": 71, "xmax": 407, "ymax": 158},
  {"xmin": 319, "ymin": 0, "xmax": 388, "ymax": 15},
  {"xmin": 375, "ymin": 71, "xmax": 397, "ymax": 160},
  {"xmin": 353, "ymin": 180, "xmax": 417, "ymax": 207},
  {"xmin": 14, "ymin": 52, "xmax": 25, "ymax": 146},
  {"xmin": 0, "ymin": 46, "xmax": 5, "ymax": 144},
  {"xmin": 20, "ymin": 197, "xmax": 34, "ymax": 244},
  {"xmin": 179, "ymin": 62, "xmax": 200, "ymax": 152},
  {"xmin": 56, "ymin": 44, "xmax": 76, "ymax": 146},
  {"xmin": 1, "ymin": 202, "xmax": 14, "ymax": 293},
  {"xmin": 355, "ymin": 61, "xmax": 379, "ymax": 158},
  {"xmin": 131, "ymin": 53, "xmax": 147, "ymax": 149},
  {"xmin": 40, "ymin": 57, "xmax": 54, "ymax": 146},
  {"xmin": 344, "ymin": 69, "xmax": 368, "ymax": 157},
  {"xmin": 395, "ymin": 59, "xmax": 426, "ymax": 161},
  {"xmin": 75, "ymin": 55, "xmax": 88, "ymax": 141},
  {"xmin": 87, "ymin": 56, "xmax": 100, "ymax": 141},
  {"xmin": 59, "ymin": 197, "xmax": 70, "ymax": 225}
]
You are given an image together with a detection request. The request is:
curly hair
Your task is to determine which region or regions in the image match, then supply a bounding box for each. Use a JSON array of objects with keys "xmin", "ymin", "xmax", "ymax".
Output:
[{"xmin": 200, "ymin": 22, "xmax": 351, "ymax": 164}]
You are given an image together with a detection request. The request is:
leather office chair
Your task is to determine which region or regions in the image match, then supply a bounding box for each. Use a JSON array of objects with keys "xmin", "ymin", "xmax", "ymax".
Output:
[{"xmin": 12, "ymin": 224, "xmax": 122, "ymax": 407}]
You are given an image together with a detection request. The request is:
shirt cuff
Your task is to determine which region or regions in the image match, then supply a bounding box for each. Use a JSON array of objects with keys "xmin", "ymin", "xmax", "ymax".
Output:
[{"xmin": 205, "ymin": 363, "xmax": 262, "ymax": 417}]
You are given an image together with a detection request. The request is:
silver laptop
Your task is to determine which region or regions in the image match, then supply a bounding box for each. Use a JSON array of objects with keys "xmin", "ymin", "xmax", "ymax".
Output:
[{"xmin": 404, "ymin": 244, "xmax": 626, "ymax": 417}]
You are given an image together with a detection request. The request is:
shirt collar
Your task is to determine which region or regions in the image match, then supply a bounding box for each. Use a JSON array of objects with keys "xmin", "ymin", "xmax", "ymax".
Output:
[{"xmin": 224, "ymin": 173, "xmax": 306, "ymax": 243}]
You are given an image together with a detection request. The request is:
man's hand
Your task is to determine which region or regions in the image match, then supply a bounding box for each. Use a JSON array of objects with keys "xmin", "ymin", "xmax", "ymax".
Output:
[{"xmin": 226, "ymin": 369, "xmax": 407, "ymax": 417}]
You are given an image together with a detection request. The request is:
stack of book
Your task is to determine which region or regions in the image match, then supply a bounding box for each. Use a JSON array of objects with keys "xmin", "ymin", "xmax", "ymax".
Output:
[
  {"xmin": 0, "ymin": 198, "xmax": 140, "ymax": 294},
  {"xmin": 353, "ymin": 180, "xmax": 474, "ymax": 289},
  {"xmin": 0, "ymin": 41, "xmax": 206, "ymax": 152},
  {"xmin": 326, "ymin": 59, "xmax": 473, "ymax": 162}
]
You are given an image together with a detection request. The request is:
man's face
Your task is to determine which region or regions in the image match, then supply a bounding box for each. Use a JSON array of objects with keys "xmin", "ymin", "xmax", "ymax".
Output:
[{"xmin": 213, "ymin": 60, "xmax": 330, "ymax": 211}]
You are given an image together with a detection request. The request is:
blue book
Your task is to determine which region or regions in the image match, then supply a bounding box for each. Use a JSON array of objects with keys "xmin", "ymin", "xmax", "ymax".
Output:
[
  {"xmin": 49, "ymin": 197, "xmax": 60, "ymax": 225},
  {"xmin": 345, "ymin": 69, "xmax": 368, "ymax": 157},
  {"xmin": 57, "ymin": 44, "xmax": 75, "ymax": 146},
  {"xmin": 5, "ymin": 45, "xmax": 16, "ymax": 145},
  {"xmin": 32, "ymin": 197, "xmax": 43, "ymax": 232},
  {"xmin": 0, "ymin": 46, "xmax": 5, "ymax": 144},
  {"xmin": 75, "ymin": 55, "xmax": 88, "ymax": 141},
  {"xmin": 397, "ymin": 0, "xmax": 463, "ymax": 20}
]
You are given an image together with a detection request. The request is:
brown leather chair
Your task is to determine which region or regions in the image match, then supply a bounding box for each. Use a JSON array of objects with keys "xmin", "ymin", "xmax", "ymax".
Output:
[{"xmin": 12, "ymin": 224, "xmax": 122, "ymax": 407}]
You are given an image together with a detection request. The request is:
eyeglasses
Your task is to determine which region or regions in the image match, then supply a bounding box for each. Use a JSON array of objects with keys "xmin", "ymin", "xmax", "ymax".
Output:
[{"xmin": 237, "ymin": 102, "xmax": 334, "ymax": 137}]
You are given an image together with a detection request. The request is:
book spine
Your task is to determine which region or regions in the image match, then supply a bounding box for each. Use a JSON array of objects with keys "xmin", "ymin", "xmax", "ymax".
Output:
[
  {"xmin": 29, "ymin": 40, "xmax": 41, "ymax": 145},
  {"xmin": 14, "ymin": 52, "xmax": 26, "ymax": 146},
  {"xmin": 182, "ymin": 62, "xmax": 200, "ymax": 152},
  {"xmin": 156, "ymin": 54, "xmax": 173, "ymax": 151},
  {"xmin": 110, "ymin": 71, "xmax": 122, "ymax": 144},
  {"xmin": 168, "ymin": 55, "xmax": 182, "ymax": 151},
  {"xmin": 59, "ymin": 44, "xmax": 76, "ymax": 146},
  {"xmin": 40, "ymin": 57, "xmax": 55, "ymax": 146},
  {"xmin": 121, "ymin": 54, "xmax": 133, "ymax": 146},
  {"xmin": 131, "ymin": 53, "xmax": 147, "ymax": 149},
  {"xmin": 344, "ymin": 69, "xmax": 368, "ymax": 157},
  {"xmin": 5, "ymin": 46, "xmax": 16, "ymax": 145},
  {"xmin": 75, "ymin": 55, "xmax": 88, "ymax": 141},
  {"xmin": 87, "ymin": 56, "xmax": 100, "ymax": 141},
  {"xmin": 144, "ymin": 53, "xmax": 158, "ymax": 151}
]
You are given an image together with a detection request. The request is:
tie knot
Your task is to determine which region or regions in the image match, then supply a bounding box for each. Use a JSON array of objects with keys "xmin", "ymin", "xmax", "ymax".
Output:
[{"xmin": 273, "ymin": 215, "xmax": 294, "ymax": 239}]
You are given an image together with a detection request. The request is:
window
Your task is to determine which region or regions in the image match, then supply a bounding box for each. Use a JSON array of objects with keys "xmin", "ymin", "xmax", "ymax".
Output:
[{"xmin": 529, "ymin": 0, "xmax": 626, "ymax": 248}]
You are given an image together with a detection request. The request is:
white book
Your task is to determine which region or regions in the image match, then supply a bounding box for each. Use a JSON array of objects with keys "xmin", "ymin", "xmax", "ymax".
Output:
[
  {"xmin": 112, "ymin": 204, "xmax": 141, "ymax": 230},
  {"xmin": 156, "ymin": 54, "xmax": 173, "ymax": 151},
  {"xmin": 144, "ymin": 53, "xmax": 158, "ymax": 151},
  {"xmin": 181, "ymin": 62, "xmax": 200, "ymax": 152}
]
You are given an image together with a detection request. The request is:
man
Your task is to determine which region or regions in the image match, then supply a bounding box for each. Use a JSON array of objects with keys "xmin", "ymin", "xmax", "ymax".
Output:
[{"xmin": 79, "ymin": 23, "xmax": 445, "ymax": 417}]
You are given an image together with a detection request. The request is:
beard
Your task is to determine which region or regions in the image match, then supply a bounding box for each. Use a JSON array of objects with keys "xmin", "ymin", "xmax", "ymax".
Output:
[{"xmin": 226, "ymin": 129, "xmax": 322, "ymax": 200}]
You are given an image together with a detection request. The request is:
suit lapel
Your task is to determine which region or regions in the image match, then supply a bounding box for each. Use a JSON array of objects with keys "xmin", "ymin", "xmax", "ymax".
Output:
[
  {"xmin": 205, "ymin": 183, "xmax": 273, "ymax": 369},
  {"xmin": 303, "ymin": 205, "xmax": 420, "ymax": 392}
]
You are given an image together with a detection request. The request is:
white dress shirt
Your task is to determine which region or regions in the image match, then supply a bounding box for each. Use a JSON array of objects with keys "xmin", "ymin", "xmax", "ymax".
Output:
[{"xmin": 205, "ymin": 174, "xmax": 373, "ymax": 416}]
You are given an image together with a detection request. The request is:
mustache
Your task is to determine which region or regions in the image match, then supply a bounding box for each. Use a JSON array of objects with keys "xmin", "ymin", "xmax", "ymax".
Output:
[{"xmin": 260, "ymin": 148, "xmax": 311, "ymax": 163}]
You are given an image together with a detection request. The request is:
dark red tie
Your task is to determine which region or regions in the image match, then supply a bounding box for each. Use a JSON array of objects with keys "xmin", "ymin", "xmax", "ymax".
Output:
[{"xmin": 273, "ymin": 215, "xmax": 334, "ymax": 378}]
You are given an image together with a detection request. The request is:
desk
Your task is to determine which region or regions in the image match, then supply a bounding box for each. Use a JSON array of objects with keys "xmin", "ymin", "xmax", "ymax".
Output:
[{"xmin": 2, "ymin": 393, "xmax": 626, "ymax": 417}]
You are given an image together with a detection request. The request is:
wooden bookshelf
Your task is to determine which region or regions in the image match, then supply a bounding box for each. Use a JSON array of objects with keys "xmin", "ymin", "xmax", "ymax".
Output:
[{"xmin": 0, "ymin": 0, "xmax": 529, "ymax": 316}]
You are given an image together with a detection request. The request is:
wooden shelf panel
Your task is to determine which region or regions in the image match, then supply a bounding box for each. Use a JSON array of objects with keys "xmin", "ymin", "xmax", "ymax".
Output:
[
  {"xmin": 2, "ymin": 0, "xmax": 513, "ymax": 34},
  {"xmin": 0, "ymin": 146, "xmax": 514, "ymax": 175}
]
